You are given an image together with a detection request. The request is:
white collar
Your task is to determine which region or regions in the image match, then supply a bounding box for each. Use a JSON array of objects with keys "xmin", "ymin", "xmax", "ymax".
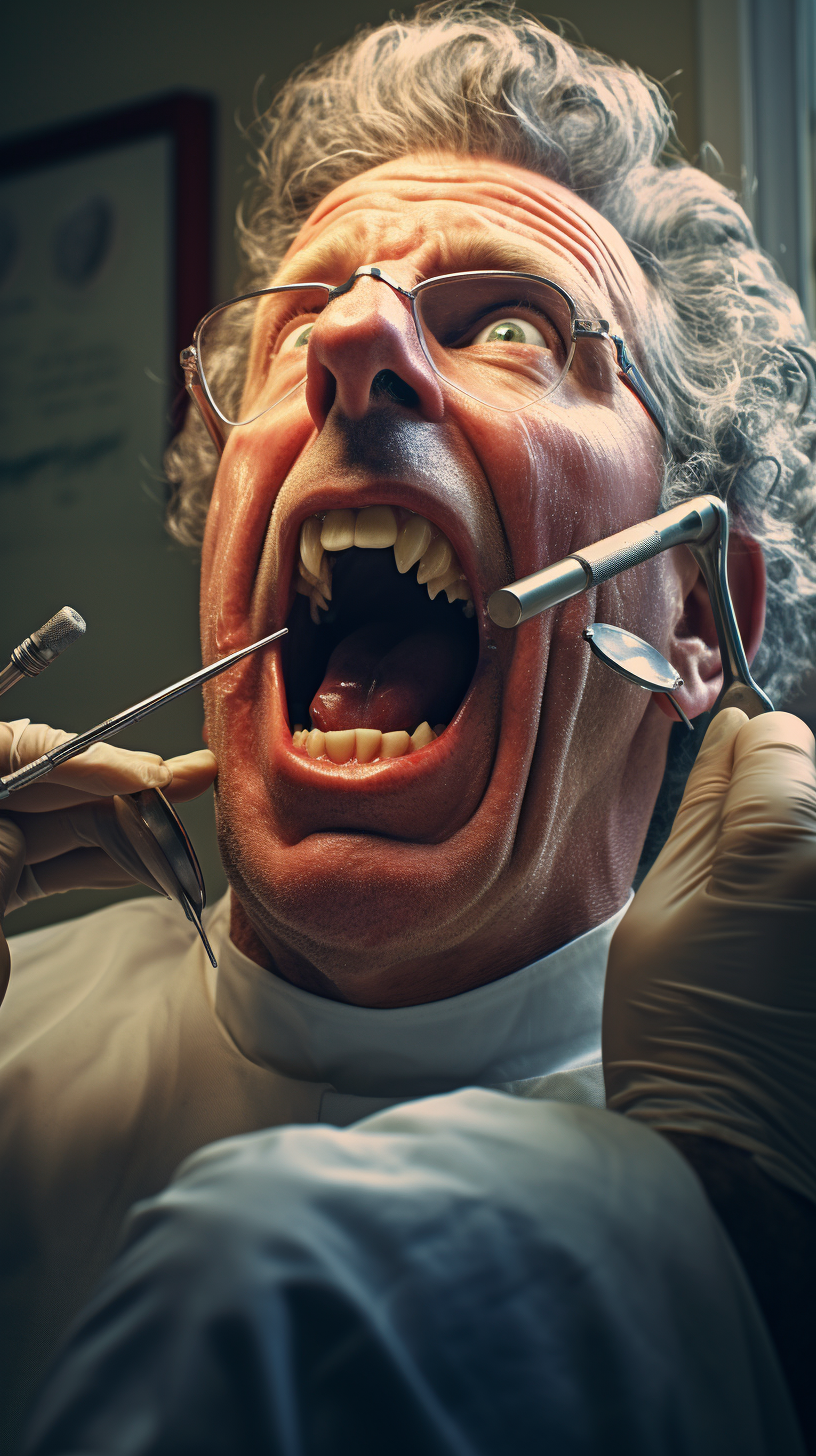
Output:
[{"xmin": 206, "ymin": 893, "xmax": 630, "ymax": 1099}]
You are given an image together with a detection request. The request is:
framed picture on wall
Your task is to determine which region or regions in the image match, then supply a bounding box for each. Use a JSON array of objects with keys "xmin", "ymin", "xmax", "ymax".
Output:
[
  {"xmin": 0, "ymin": 94, "xmax": 222, "ymax": 930},
  {"xmin": 0, "ymin": 92, "xmax": 214, "ymax": 498}
]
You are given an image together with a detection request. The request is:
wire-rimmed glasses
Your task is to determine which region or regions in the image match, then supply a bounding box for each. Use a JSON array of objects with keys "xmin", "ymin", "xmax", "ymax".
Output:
[{"xmin": 181, "ymin": 267, "xmax": 667, "ymax": 452}]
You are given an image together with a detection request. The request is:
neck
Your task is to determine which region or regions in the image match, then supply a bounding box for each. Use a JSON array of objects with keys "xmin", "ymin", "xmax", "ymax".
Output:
[{"xmin": 228, "ymin": 870, "xmax": 632, "ymax": 1008}]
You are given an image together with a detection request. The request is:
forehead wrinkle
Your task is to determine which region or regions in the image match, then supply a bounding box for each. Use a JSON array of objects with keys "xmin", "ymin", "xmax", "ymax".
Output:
[
  {"xmin": 308, "ymin": 154, "xmax": 644, "ymax": 296},
  {"xmin": 278, "ymin": 163, "xmax": 645, "ymax": 330},
  {"xmin": 450, "ymin": 178, "xmax": 642, "ymax": 307}
]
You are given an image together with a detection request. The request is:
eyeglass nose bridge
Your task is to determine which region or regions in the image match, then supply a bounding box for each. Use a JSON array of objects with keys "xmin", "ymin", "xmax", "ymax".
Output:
[{"xmin": 326, "ymin": 265, "xmax": 415, "ymax": 303}]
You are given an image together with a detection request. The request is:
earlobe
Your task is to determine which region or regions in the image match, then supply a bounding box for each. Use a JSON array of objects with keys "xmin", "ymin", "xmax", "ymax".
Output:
[{"xmin": 653, "ymin": 531, "xmax": 767, "ymax": 724}]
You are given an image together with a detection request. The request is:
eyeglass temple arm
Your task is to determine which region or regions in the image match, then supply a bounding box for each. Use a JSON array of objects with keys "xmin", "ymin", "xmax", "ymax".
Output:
[
  {"xmin": 574, "ymin": 323, "xmax": 668, "ymax": 441},
  {"xmin": 180, "ymin": 347, "xmax": 228, "ymax": 456}
]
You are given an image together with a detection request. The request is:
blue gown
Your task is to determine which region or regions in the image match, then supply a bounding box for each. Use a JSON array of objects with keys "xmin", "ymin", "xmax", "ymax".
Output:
[{"xmin": 23, "ymin": 1090, "xmax": 802, "ymax": 1455}]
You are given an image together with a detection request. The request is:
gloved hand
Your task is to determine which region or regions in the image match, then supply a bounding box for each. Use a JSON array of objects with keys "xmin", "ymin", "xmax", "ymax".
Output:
[
  {"xmin": 0, "ymin": 719, "xmax": 217, "ymax": 1005},
  {"xmin": 603, "ymin": 708, "xmax": 816, "ymax": 1207}
]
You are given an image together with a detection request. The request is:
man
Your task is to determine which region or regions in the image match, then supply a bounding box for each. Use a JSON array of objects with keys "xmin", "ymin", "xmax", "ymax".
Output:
[{"xmin": 2, "ymin": 4, "xmax": 815, "ymax": 1451}]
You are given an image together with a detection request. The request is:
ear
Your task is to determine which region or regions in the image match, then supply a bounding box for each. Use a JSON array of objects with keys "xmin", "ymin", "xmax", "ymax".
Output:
[{"xmin": 654, "ymin": 530, "xmax": 767, "ymax": 725}]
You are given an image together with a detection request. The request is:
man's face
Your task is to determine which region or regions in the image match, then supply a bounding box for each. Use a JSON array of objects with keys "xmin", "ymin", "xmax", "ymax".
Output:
[{"xmin": 200, "ymin": 153, "xmax": 676, "ymax": 1005}]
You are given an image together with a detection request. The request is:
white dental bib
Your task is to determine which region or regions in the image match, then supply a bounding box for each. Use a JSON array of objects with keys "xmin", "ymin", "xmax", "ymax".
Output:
[{"xmin": 208, "ymin": 890, "xmax": 632, "ymax": 1124}]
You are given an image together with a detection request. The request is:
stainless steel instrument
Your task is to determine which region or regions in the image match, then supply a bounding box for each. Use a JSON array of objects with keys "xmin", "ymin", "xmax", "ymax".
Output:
[
  {"xmin": 113, "ymin": 788, "xmax": 216, "ymax": 967},
  {"xmin": 0, "ymin": 607, "xmax": 86, "ymax": 700},
  {"xmin": 583, "ymin": 623, "xmax": 693, "ymax": 730},
  {"xmin": 487, "ymin": 494, "xmax": 772, "ymax": 718},
  {"xmin": 0, "ymin": 627, "xmax": 288, "ymax": 800}
]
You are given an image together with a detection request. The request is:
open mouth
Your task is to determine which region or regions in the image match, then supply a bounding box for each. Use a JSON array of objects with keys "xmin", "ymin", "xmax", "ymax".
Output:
[{"xmin": 282, "ymin": 506, "xmax": 480, "ymax": 765}]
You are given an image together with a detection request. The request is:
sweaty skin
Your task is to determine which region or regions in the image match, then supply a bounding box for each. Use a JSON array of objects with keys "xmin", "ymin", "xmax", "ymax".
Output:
[{"xmin": 200, "ymin": 153, "xmax": 763, "ymax": 1007}]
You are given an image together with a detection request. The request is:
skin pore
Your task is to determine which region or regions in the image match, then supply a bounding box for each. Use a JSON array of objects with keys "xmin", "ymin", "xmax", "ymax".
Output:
[{"xmin": 199, "ymin": 152, "xmax": 763, "ymax": 1008}]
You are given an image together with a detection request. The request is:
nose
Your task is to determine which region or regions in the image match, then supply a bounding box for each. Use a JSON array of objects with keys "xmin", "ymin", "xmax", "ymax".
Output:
[{"xmin": 304, "ymin": 275, "xmax": 445, "ymax": 430}]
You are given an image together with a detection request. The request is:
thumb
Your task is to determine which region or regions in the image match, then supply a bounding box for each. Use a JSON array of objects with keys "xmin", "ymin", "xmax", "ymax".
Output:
[
  {"xmin": 0, "ymin": 817, "xmax": 25, "ymax": 1006},
  {"xmin": 713, "ymin": 711, "xmax": 816, "ymax": 898},
  {"xmin": 163, "ymin": 749, "xmax": 218, "ymax": 804}
]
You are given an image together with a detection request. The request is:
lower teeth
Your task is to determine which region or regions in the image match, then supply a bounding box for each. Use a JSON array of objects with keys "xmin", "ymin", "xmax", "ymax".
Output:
[{"xmin": 292, "ymin": 721, "xmax": 440, "ymax": 762}]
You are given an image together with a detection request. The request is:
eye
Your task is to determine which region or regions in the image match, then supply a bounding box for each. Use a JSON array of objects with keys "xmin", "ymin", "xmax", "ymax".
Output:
[
  {"xmin": 472, "ymin": 316, "xmax": 548, "ymax": 347},
  {"xmin": 277, "ymin": 321, "xmax": 315, "ymax": 355}
]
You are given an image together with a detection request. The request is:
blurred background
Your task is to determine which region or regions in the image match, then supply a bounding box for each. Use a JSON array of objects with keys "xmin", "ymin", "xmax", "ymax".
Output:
[{"xmin": 1, "ymin": 0, "xmax": 814, "ymax": 931}]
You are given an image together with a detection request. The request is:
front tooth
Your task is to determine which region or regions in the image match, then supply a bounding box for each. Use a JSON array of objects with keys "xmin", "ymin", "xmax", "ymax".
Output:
[
  {"xmin": 416, "ymin": 534, "xmax": 452, "ymax": 585},
  {"xmin": 321, "ymin": 510, "xmax": 355, "ymax": 551},
  {"xmin": 306, "ymin": 729, "xmax": 326, "ymax": 758},
  {"xmin": 355, "ymin": 728, "xmax": 382, "ymax": 763},
  {"xmin": 426, "ymin": 562, "xmax": 463, "ymax": 600},
  {"xmin": 325, "ymin": 729, "xmax": 356, "ymax": 764},
  {"xmin": 300, "ymin": 517, "xmax": 324, "ymax": 578},
  {"xmin": 410, "ymin": 722, "xmax": 436, "ymax": 749},
  {"xmin": 394, "ymin": 514, "xmax": 432, "ymax": 572},
  {"xmin": 381, "ymin": 730, "xmax": 411, "ymax": 758},
  {"xmin": 354, "ymin": 505, "xmax": 398, "ymax": 548}
]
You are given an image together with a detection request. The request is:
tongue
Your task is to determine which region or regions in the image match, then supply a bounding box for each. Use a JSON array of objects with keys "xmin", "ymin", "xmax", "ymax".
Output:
[{"xmin": 310, "ymin": 622, "xmax": 470, "ymax": 733}]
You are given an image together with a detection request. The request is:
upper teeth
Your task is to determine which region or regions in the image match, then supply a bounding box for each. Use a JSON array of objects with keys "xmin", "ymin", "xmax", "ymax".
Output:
[{"xmin": 296, "ymin": 508, "xmax": 474, "ymax": 623}]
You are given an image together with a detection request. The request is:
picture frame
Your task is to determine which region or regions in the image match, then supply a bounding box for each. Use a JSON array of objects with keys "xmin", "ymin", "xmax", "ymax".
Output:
[{"xmin": 0, "ymin": 93, "xmax": 223, "ymax": 932}]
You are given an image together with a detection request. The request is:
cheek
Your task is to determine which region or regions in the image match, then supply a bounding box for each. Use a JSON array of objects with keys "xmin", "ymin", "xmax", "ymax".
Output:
[
  {"xmin": 200, "ymin": 401, "xmax": 315, "ymax": 655},
  {"xmin": 455, "ymin": 398, "xmax": 664, "ymax": 578}
]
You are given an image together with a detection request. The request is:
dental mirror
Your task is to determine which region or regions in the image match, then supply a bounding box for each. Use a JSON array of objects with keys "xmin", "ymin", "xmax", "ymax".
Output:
[
  {"xmin": 113, "ymin": 789, "xmax": 216, "ymax": 967},
  {"xmin": 583, "ymin": 623, "xmax": 694, "ymax": 731}
]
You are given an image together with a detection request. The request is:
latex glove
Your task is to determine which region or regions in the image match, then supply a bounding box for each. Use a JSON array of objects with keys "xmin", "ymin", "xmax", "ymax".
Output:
[
  {"xmin": 0, "ymin": 719, "xmax": 217, "ymax": 1004},
  {"xmin": 603, "ymin": 708, "xmax": 816, "ymax": 1207}
]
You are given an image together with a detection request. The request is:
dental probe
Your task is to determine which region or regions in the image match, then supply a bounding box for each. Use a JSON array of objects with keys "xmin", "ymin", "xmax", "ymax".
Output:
[
  {"xmin": 0, "ymin": 607, "xmax": 86, "ymax": 700},
  {"xmin": 487, "ymin": 493, "xmax": 773, "ymax": 719},
  {"xmin": 0, "ymin": 627, "xmax": 288, "ymax": 800}
]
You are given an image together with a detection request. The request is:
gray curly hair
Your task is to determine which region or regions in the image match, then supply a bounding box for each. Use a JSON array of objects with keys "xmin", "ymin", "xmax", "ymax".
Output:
[{"xmin": 166, "ymin": 0, "xmax": 816, "ymax": 707}]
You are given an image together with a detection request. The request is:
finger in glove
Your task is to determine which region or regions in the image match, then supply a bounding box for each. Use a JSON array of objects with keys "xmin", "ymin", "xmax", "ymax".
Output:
[
  {"xmin": 0, "ymin": 720, "xmax": 173, "ymax": 809},
  {"xmin": 6, "ymin": 799, "xmax": 165, "ymax": 900}
]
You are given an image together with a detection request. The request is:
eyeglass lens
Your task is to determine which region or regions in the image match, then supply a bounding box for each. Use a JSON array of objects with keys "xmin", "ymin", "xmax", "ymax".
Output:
[{"xmin": 197, "ymin": 275, "xmax": 577, "ymax": 425}]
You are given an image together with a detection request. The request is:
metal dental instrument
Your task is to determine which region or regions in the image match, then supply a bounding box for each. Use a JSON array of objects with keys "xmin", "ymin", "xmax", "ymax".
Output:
[
  {"xmin": 583, "ymin": 624, "xmax": 693, "ymax": 730},
  {"xmin": 0, "ymin": 627, "xmax": 288, "ymax": 800},
  {"xmin": 112, "ymin": 787, "xmax": 217, "ymax": 968},
  {"xmin": 487, "ymin": 493, "xmax": 773, "ymax": 718},
  {"xmin": 0, "ymin": 607, "xmax": 86, "ymax": 700}
]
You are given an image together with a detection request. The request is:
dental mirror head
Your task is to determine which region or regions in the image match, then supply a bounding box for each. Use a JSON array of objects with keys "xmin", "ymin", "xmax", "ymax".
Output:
[
  {"xmin": 113, "ymin": 789, "xmax": 217, "ymax": 967},
  {"xmin": 583, "ymin": 623, "xmax": 694, "ymax": 732}
]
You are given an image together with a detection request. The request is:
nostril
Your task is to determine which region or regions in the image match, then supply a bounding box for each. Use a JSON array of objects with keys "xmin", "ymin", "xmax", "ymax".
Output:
[{"xmin": 371, "ymin": 370, "xmax": 419, "ymax": 409}]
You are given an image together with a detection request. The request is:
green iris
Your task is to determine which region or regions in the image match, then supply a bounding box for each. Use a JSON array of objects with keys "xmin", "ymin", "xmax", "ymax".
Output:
[{"xmin": 486, "ymin": 320, "xmax": 527, "ymax": 344}]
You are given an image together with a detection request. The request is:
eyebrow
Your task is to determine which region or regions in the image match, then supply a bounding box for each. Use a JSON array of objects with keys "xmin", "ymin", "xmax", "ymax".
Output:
[
  {"xmin": 274, "ymin": 224, "xmax": 600, "ymax": 311},
  {"xmin": 425, "ymin": 230, "xmax": 570, "ymax": 280},
  {"xmin": 275, "ymin": 225, "xmax": 371, "ymax": 287}
]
